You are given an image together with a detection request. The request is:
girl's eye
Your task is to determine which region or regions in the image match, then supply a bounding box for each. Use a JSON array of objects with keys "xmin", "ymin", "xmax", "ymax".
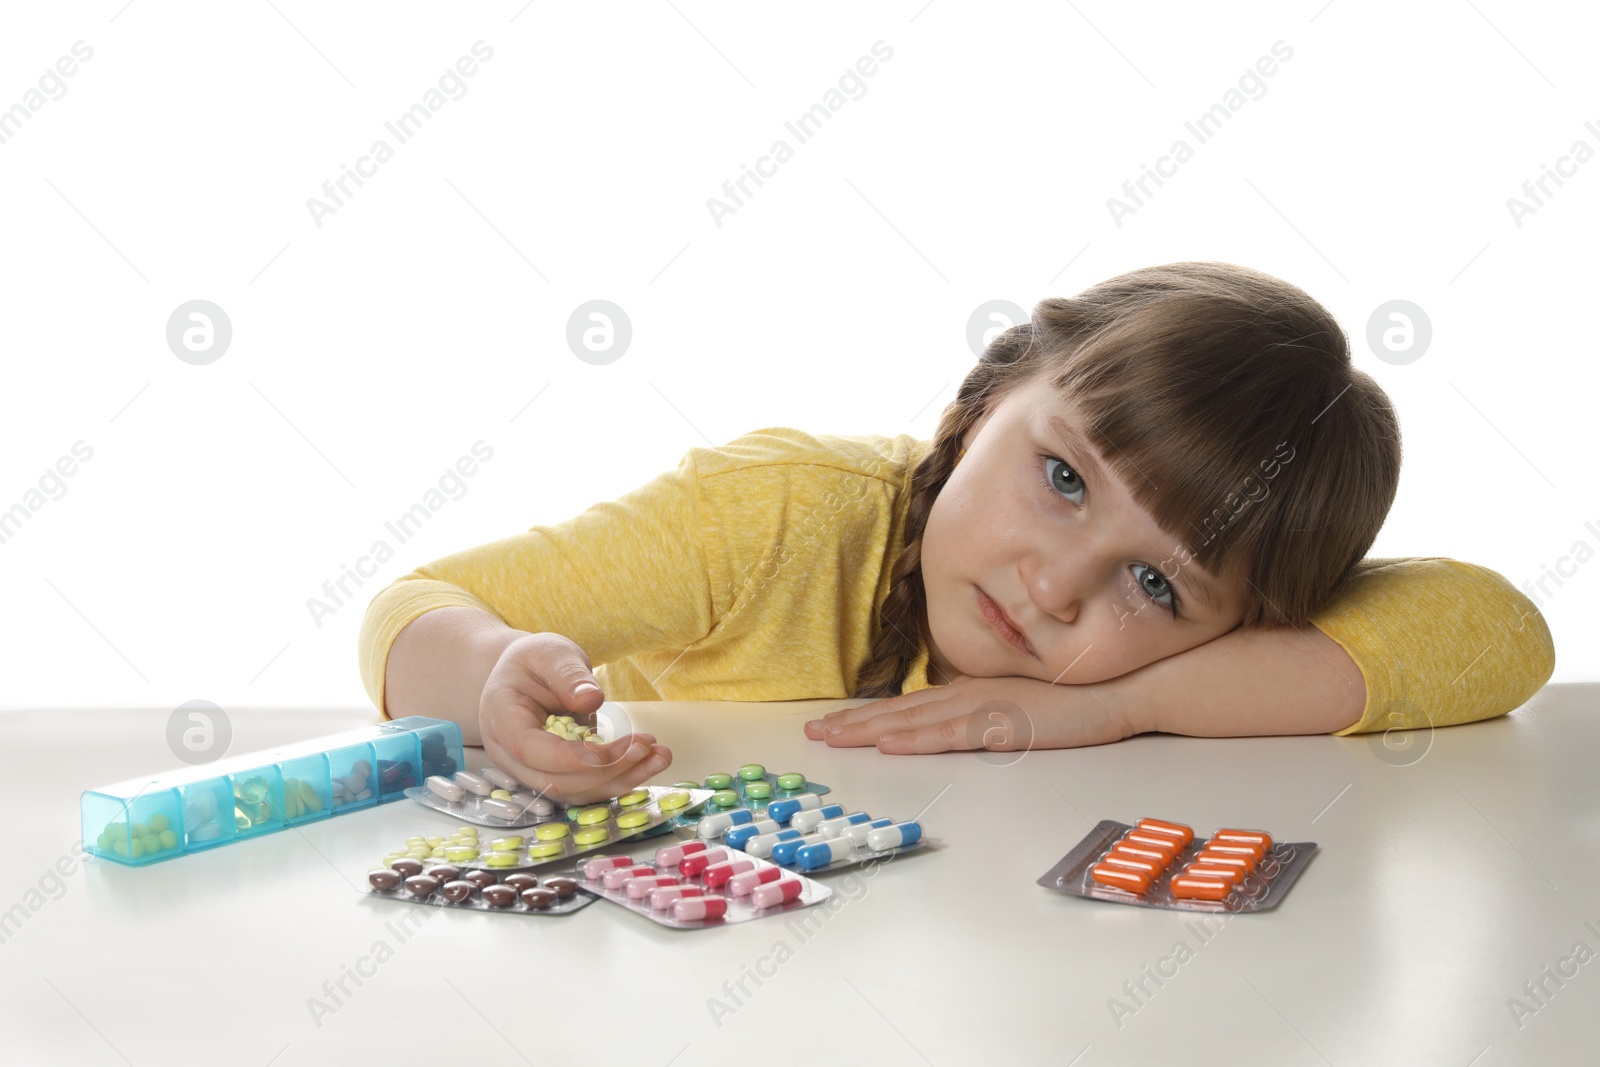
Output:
[
  {"xmin": 1131, "ymin": 563, "xmax": 1178, "ymax": 614},
  {"xmin": 1039, "ymin": 455, "xmax": 1086, "ymax": 506}
]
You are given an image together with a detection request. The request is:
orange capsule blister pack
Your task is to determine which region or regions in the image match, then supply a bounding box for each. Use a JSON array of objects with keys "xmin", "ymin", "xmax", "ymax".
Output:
[{"xmin": 1037, "ymin": 818, "xmax": 1316, "ymax": 912}]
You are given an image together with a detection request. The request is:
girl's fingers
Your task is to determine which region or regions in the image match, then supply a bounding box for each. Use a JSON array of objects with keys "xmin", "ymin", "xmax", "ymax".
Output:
[
  {"xmin": 876, "ymin": 715, "xmax": 975, "ymax": 754},
  {"xmin": 819, "ymin": 698, "xmax": 959, "ymax": 748},
  {"xmin": 804, "ymin": 692, "xmax": 940, "ymax": 738},
  {"xmin": 482, "ymin": 730, "xmax": 657, "ymax": 801}
]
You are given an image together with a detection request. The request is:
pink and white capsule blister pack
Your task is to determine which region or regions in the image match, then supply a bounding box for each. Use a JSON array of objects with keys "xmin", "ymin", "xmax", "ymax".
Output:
[{"xmin": 577, "ymin": 841, "xmax": 833, "ymax": 929}]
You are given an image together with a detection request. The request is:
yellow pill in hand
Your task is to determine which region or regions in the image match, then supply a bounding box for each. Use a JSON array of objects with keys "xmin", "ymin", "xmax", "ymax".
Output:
[
  {"xmin": 535, "ymin": 822, "xmax": 569, "ymax": 841},
  {"xmin": 575, "ymin": 807, "xmax": 610, "ymax": 826},
  {"xmin": 426, "ymin": 837, "xmax": 445, "ymax": 847},
  {"xmin": 616, "ymin": 810, "xmax": 650, "ymax": 830},
  {"xmin": 574, "ymin": 826, "xmax": 609, "ymax": 846},
  {"xmin": 529, "ymin": 840, "xmax": 566, "ymax": 858},
  {"xmin": 490, "ymin": 789, "xmax": 514, "ymax": 800},
  {"xmin": 490, "ymin": 836, "xmax": 525, "ymax": 851},
  {"xmin": 617, "ymin": 790, "xmax": 650, "ymax": 808}
]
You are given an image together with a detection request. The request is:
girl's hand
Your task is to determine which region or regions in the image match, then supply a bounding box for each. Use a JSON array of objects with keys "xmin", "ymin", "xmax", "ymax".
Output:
[
  {"xmin": 802, "ymin": 675, "xmax": 1140, "ymax": 754},
  {"xmin": 478, "ymin": 632, "xmax": 671, "ymax": 804}
]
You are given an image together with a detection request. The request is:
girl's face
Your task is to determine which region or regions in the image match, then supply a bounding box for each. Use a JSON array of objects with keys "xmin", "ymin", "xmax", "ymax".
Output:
[{"xmin": 921, "ymin": 374, "xmax": 1249, "ymax": 687}]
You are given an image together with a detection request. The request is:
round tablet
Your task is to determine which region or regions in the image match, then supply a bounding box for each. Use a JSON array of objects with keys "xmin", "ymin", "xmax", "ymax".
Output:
[
  {"xmin": 425, "ymin": 864, "xmax": 460, "ymax": 883},
  {"xmin": 485, "ymin": 851, "xmax": 520, "ymax": 868},
  {"xmin": 543, "ymin": 876, "xmax": 579, "ymax": 899},
  {"xmin": 367, "ymin": 868, "xmax": 401, "ymax": 891},
  {"xmin": 711, "ymin": 790, "xmax": 739, "ymax": 809},
  {"xmin": 503, "ymin": 873, "xmax": 538, "ymax": 892},
  {"xmin": 404, "ymin": 875, "xmax": 439, "ymax": 898},
  {"xmin": 444, "ymin": 846, "xmax": 478, "ymax": 862},
  {"xmin": 703, "ymin": 773, "xmax": 733, "ymax": 790},
  {"xmin": 737, "ymin": 764, "xmax": 766, "ymax": 781},
  {"xmin": 489, "ymin": 836, "xmax": 524, "ymax": 851},
  {"xmin": 743, "ymin": 781, "xmax": 772, "ymax": 800},
  {"xmin": 617, "ymin": 790, "xmax": 650, "ymax": 808},
  {"xmin": 529, "ymin": 840, "xmax": 566, "ymax": 859},
  {"xmin": 574, "ymin": 827, "xmax": 609, "ymax": 846},
  {"xmin": 521, "ymin": 887, "xmax": 557, "ymax": 910},
  {"xmin": 535, "ymin": 822, "xmax": 569, "ymax": 841},
  {"xmin": 776, "ymin": 773, "xmax": 806, "ymax": 791},
  {"xmin": 482, "ymin": 884, "xmax": 517, "ymax": 908},
  {"xmin": 575, "ymin": 807, "xmax": 610, "ymax": 826},
  {"xmin": 440, "ymin": 880, "xmax": 475, "ymax": 903},
  {"xmin": 463, "ymin": 870, "xmax": 498, "ymax": 889},
  {"xmin": 388, "ymin": 858, "xmax": 424, "ymax": 877},
  {"xmin": 658, "ymin": 790, "xmax": 691, "ymax": 812},
  {"xmin": 616, "ymin": 810, "xmax": 650, "ymax": 829},
  {"xmin": 673, "ymin": 781, "xmax": 700, "ymax": 790}
]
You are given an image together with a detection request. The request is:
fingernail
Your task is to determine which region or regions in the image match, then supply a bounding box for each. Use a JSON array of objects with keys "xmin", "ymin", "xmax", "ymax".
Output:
[
  {"xmin": 826, "ymin": 725, "xmax": 842, "ymax": 736},
  {"xmin": 574, "ymin": 682, "xmax": 600, "ymax": 696}
]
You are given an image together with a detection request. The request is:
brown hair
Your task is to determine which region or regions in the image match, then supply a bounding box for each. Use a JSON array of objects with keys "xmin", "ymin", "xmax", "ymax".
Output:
[{"xmin": 854, "ymin": 261, "xmax": 1402, "ymax": 698}]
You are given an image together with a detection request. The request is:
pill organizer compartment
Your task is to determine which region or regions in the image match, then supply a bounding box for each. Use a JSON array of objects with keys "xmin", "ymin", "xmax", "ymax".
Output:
[{"xmin": 82, "ymin": 716, "xmax": 465, "ymax": 868}]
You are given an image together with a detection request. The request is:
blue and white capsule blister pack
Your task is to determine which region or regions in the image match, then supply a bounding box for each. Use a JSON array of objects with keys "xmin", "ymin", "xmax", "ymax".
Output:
[{"xmin": 696, "ymin": 793, "xmax": 930, "ymax": 874}]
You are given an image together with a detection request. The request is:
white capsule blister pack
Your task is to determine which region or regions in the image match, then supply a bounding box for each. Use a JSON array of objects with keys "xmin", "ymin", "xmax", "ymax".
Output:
[
  {"xmin": 695, "ymin": 793, "xmax": 931, "ymax": 875},
  {"xmin": 577, "ymin": 842, "xmax": 832, "ymax": 929}
]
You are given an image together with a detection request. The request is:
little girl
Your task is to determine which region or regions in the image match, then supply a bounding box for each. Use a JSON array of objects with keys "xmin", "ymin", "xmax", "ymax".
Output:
[{"xmin": 361, "ymin": 262, "xmax": 1554, "ymax": 803}]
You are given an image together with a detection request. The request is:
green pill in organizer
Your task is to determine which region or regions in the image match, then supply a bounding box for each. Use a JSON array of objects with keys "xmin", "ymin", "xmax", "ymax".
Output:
[
  {"xmin": 737, "ymin": 764, "xmax": 766, "ymax": 781},
  {"xmin": 485, "ymin": 851, "xmax": 520, "ymax": 868},
  {"xmin": 744, "ymin": 781, "xmax": 772, "ymax": 800},
  {"xmin": 529, "ymin": 840, "xmax": 566, "ymax": 858},
  {"xmin": 777, "ymin": 773, "xmax": 806, "ymax": 791},
  {"xmin": 658, "ymin": 790, "xmax": 691, "ymax": 812},
  {"xmin": 711, "ymin": 790, "xmax": 739, "ymax": 809},
  {"xmin": 574, "ymin": 826, "xmax": 608, "ymax": 846},
  {"xmin": 617, "ymin": 790, "xmax": 650, "ymax": 808},
  {"xmin": 616, "ymin": 810, "xmax": 650, "ymax": 830},
  {"xmin": 535, "ymin": 822, "xmax": 569, "ymax": 841},
  {"xmin": 704, "ymin": 773, "xmax": 733, "ymax": 790},
  {"xmin": 575, "ymin": 806, "xmax": 610, "ymax": 826}
]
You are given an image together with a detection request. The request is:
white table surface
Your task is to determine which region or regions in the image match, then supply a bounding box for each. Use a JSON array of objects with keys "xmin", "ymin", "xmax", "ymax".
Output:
[{"xmin": 3, "ymin": 684, "xmax": 1595, "ymax": 1066}]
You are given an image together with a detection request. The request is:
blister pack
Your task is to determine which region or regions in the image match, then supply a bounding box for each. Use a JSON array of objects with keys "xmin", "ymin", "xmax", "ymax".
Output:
[
  {"xmin": 692, "ymin": 794, "xmax": 929, "ymax": 875},
  {"xmin": 577, "ymin": 844, "xmax": 831, "ymax": 929},
  {"xmin": 407, "ymin": 772, "xmax": 711, "ymax": 833},
  {"xmin": 365, "ymin": 860, "xmax": 594, "ymax": 916},
  {"xmin": 1037, "ymin": 818, "xmax": 1316, "ymax": 912},
  {"xmin": 668, "ymin": 764, "xmax": 830, "ymax": 826}
]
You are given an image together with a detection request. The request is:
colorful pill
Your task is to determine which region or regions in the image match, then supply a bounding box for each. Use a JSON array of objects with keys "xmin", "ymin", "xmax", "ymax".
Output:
[
  {"xmin": 1202, "ymin": 840, "xmax": 1265, "ymax": 862},
  {"xmin": 791, "ymin": 804, "xmax": 846, "ymax": 834},
  {"xmin": 1120, "ymin": 831, "xmax": 1181, "ymax": 862},
  {"xmin": 521, "ymin": 887, "xmax": 558, "ymax": 909},
  {"xmin": 528, "ymin": 841, "xmax": 566, "ymax": 858},
  {"xmin": 771, "ymin": 833, "xmax": 828, "ymax": 866},
  {"xmin": 703, "ymin": 773, "xmax": 733, "ymax": 790},
  {"xmin": 425, "ymin": 775, "xmax": 464, "ymax": 802},
  {"xmin": 648, "ymin": 885, "xmax": 705, "ymax": 909},
  {"xmin": 746, "ymin": 829, "xmax": 802, "ymax": 859},
  {"xmin": 626, "ymin": 875, "xmax": 679, "ymax": 899},
  {"xmin": 1101, "ymin": 853, "xmax": 1161, "ymax": 878},
  {"xmin": 1110, "ymin": 843, "xmax": 1172, "ymax": 866},
  {"xmin": 679, "ymin": 848, "xmax": 730, "ymax": 877},
  {"xmin": 583, "ymin": 855, "xmax": 636, "ymax": 879},
  {"xmin": 841, "ymin": 818, "xmax": 895, "ymax": 847},
  {"xmin": 1193, "ymin": 852, "xmax": 1252, "ymax": 875},
  {"xmin": 765, "ymin": 794, "xmax": 821, "ymax": 825},
  {"xmin": 489, "ymin": 836, "xmax": 525, "ymax": 851},
  {"xmin": 502, "ymin": 873, "xmax": 538, "ymax": 891},
  {"xmin": 490, "ymin": 789, "xmax": 514, "ymax": 801},
  {"xmin": 729, "ymin": 867, "xmax": 784, "ymax": 896},
  {"xmin": 710, "ymin": 790, "xmax": 740, "ymax": 809},
  {"xmin": 797, "ymin": 837, "xmax": 855, "ymax": 870},
  {"xmin": 703, "ymin": 859, "xmax": 757, "ymax": 888},
  {"xmin": 671, "ymin": 896, "xmax": 730, "ymax": 922},
  {"xmin": 602, "ymin": 864, "xmax": 656, "ymax": 889},
  {"xmin": 616, "ymin": 810, "xmax": 651, "ymax": 830},
  {"xmin": 617, "ymin": 789, "xmax": 650, "ymax": 809},
  {"xmin": 1170, "ymin": 874, "xmax": 1231, "ymax": 900},
  {"xmin": 545, "ymin": 876, "xmax": 579, "ymax": 899},
  {"xmin": 1135, "ymin": 818, "xmax": 1194, "ymax": 846},
  {"xmin": 744, "ymin": 781, "xmax": 773, "ymax": 800},
  {"xmin": 698, "ymin": 808, "xmax": 756, "ymax": 839},
  {"xmin": 574, "ymin": 827, "xmax": 609, "ymax": 846},
  {"xmin": 463, "ymin": 869, "xmax": 498, "ymax": 889},
  {"xmin": 750, "ymin": 878, "xmax": 805, "ymax": 909},
  {"xmin": 658, "ymin": 790, "xmax": 692, "ymax": 812},
  {"xmin": 482, "ymin": 884, "xmax": 517, "ymax": 907},
  {"xmin": 535, "ymin": 822, "xmax": 569, "ymax": 841},
  {"xmin": 480, "ymin": 766, "xmax": 519, "ymax": 791},
  {"xmin": 655, "ymin": 840, "xmax": 709, "ymax": 867},
  {"xmin": 575, "ymin": 806, "xmax": 611, "ymax": 826},
  {"xmin": 480, "ymin": 798, "xmax": 522, "ymax": 819},
  {"xmin": 1184, "ymin": 863, "xmax": 1244, "ymax": 886},
  {"xmin": 1212, "ymin": 828, "xmax": 1273, "ymax": 850},
  {"xmin": 817, "ymin": 812, "xmax": 872, "ymax": 837},
  {"xmin": 776, "ymin": 773, "xmax": 806, "ymax": 791},
  {"xmin": 455, "ymin": 826, "xmax": 478, "ymax": 838},
  {"xmin": 1091, "ymin": 864, "xmax": 1151, "ymax": 893},
  {"xmin": 389, "ymin": 858, "xmax": 425, "ymax": 876},
  {"xmin": 444, "ymin": 846, "xmax": 478, "ymax": 862},
  {"xmin": 485, "ymin": 852, "xmax": 520, "ymax": 868},
  {"xmin": 454, "ymin": 771, "xmax": 492, "ymax": 796},
  {"xmin": 864, "ymin": 822, "xmax": 922, "ymax": 852},
  {"xmin": 673, "ymin": 780, "xmax": 700, "ymax": 790},
  {"xmin": 725, "ymin": 819, "xmax": 783, "ymax": 851},
  {"xmin": 737, "ymin": 764, "xmax": 766, "ymax": 781}
]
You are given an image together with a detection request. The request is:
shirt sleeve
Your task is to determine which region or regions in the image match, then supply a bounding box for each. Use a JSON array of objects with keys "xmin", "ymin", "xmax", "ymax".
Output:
[
  {"xmin": 1308, "ymin": 557, "xmax": 1556, "ymax": 735},
  {"xmin": 357, "ymin": 448, "xmax": 719, "ymax": 717}
]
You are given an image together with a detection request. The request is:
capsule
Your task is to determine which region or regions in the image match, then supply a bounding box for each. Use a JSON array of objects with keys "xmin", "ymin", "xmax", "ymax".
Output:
[
  {"xmin": 697, "ymin": 809, "xmax": 756, "ymax": 840},
  {"xmin": 453, "ymin": 771, "xmax": 492, "ymax": 796},
  {"xmin": 725, "ymin": 819, "xmax": 782, "ymax": 852},
  {"xmin": 602, "ymin": 864, "xmax": 655, "ymax": 889},
  {"xmin": 1183, "ymin": 863, "xmax": 1243, "ymax": 886},
  {"xmin": 1090, "ymin": 864, "xmax": 1150, "ymax": 893},
  {"xmin": 425, "ymin": 775, "xmax": 464, "ymax": 802},
  {"xmin": 750, "ymin": 878, "xmax": 805, "ymax": 909},
  {"xmin": 745, "ymin": 829, "xmax": 802, "ymax": 859},
  {"xmin": 816, "ymin": 812, "xmax": 873, "ymax": 837},
  {"xmin": 765, "ymin": 794, "xmax": 822, "ymax": 825},
  {"xmin": 1212, "ymin": 828, "xmax": 1273, "ymax": 850},
  {"xmin": 1109, "ymin": 843, "xmax": 1172, "ymax": 867},
  {"xmin": 864, "ymin": 822, "xmax": 922, "ymax": 852},
  {"xmin": 582, "ymin": 855, "xmax": 637, "ymax": 880},
  {"xmin": 1202, "ymin": 840, "xmax": 1265, "ymax": 862},
  {"xmin": 1170, "ymin": 874, "xmax": 1231, "ymax": 900},
  {"xmin": 1134, "ymin": 818, "xmax": 1194, "ymax": 847},
  {"xmin": 771, "ymin": 832, "xmax": 829, "ymax": 866},
  {"xmin": 626, "ymin": 875, "xmax": 679, "ymax": 899},
  {"xmin": 480, "ymin": 798, "xmax": 522, "ymax": 820},
  {"xmin": 840, "ymin": 818, "xmax": 895, "ymax": 847},
  {"xmin": 648, "ymin": 885, "xmax": 704, "ymax": 909},
  {"xmin": 1193, "ymin": 851, "xmax": 1253, "ymax": 876},
  {"xmin": 729, "ymin": 867, "xmax": 784, "ymax": 896},
  {"xmin": 654, "ymin": 840, "xmax": 708, "ymax": 868},
  {"xmin": 671, "ymin": 895, "xmax": 730, "ymax": 921},
  {"xmin": 1120, "ymin": 831, "xmax": 1181, "ymax": 862},
  {"xmin": 797, "ymin": 837, "xmax": 855, "ymax": 870},
  {"xmin": 679, "ymin": 848, "xmax": 730, "ymax": 878},
  {"xmin": 1101, "ymin": 853, "xmax": 1161, "ymax": 878},
  {"xmin": 790, "ymin": 804, "xmax": 846, "ymax": 834},
  {"xmin": 479, "ymin": 767, "xmax": 519, "ymax": 791},
  {"xmin": 703, "ymin": 859, "xmax": 756, "ymax": 888}
]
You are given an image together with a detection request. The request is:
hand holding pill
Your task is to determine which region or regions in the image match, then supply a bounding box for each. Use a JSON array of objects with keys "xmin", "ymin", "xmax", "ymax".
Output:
[{"xmin": 477, "ymin": 633, "xmax": 672, "ymax": 805}]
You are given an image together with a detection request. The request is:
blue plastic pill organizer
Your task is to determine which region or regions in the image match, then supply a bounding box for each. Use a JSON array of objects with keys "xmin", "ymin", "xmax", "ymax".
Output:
[{"xmin": 81, "ymin": 716, "xmax": 464, "ymax": 867}]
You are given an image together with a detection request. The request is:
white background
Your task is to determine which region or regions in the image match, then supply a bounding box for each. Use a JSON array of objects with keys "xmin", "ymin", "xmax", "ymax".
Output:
[{"xmin": 1, "ymin": 0, "xmax": 1595, "ymax": 712}]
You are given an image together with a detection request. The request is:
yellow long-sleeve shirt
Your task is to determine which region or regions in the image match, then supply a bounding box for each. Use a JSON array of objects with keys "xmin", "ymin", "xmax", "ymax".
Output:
[{"xmin": 357, "ymin": 427, "xmax": 1555, "ymax": 736}]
